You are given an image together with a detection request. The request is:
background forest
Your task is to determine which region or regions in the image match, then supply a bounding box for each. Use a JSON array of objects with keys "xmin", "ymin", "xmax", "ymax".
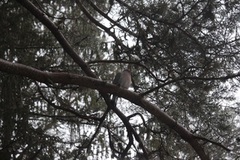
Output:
[{"xmin": 0, "ymin": 0, "xmax": 240, "ymax": 159}]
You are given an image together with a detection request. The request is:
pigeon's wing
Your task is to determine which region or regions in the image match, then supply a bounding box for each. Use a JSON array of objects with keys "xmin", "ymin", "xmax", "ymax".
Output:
[
  {"xmin": 111, "ymin": 72, "xmax": 121, "ymax": 105},
  {"xmin": 112, "ymin": 72, "xmax": 121, "ymax": 86}
]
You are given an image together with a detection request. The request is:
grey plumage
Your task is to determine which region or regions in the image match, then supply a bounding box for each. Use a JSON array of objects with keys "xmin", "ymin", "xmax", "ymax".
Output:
[{"xmin": 112, "ymin": 69, "xmax": 131, "ymax": 104}]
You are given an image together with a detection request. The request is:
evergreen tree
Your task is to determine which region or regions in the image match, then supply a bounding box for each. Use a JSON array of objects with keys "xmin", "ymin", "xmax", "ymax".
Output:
[{"xmin": 0, "ymin": 0, "xmax": 240, "ymax": 159}]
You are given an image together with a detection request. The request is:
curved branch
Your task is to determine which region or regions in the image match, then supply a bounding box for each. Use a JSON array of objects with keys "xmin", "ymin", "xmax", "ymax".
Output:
[
  {"xmin": 0, "ymin": 58, "xmax": 209, "ymax": 159},
  {"xmin": 14, "ymin": 3, "xmax": 119, "ymax": 154},
  {"xmin": 15, "ymin": 0, "xmax": 95, "ymax": 77}
]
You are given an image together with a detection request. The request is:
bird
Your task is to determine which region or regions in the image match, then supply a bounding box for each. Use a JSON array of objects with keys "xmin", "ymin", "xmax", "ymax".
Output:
[{"xmin": 112, "ymin": 69, "xmax": 132, "ymax": 104}]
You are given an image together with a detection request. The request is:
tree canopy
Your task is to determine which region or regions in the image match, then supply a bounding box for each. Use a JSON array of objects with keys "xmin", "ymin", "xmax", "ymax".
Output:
[{"xmin": 0, "ymin": 0, "xmax": 240, "ymax": 159}]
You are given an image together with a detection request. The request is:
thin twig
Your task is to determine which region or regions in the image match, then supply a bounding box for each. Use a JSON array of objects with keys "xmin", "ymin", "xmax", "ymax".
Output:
[
  {"xmin": 194, "ymin": 135, "xmax": 231, "ymax": 152},
  {"xmin": 35, "ymin": 82, "xmax": 101, "ymax": 121}
]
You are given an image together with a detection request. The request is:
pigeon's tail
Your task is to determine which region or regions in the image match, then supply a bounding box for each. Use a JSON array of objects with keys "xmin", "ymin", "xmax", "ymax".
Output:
[{"xmin": 111, "ymin": 94, "xmax": 118, "ymax": 106}]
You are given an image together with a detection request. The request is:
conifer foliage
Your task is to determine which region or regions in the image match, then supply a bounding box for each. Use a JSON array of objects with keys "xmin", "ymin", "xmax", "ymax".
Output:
[{"xmin": 0, "ymin": 0, "xmax": 240, "ymax": 159}]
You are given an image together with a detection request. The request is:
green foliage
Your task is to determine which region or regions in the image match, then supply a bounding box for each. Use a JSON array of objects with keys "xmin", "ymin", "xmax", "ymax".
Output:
[{"xmin": 0, "ymin": 0, "xmax": 240, "ymax": 159}]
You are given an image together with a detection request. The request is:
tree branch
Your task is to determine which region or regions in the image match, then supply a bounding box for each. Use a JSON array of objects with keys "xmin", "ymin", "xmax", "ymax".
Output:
[
  {"xmin": 128, "ymin": 112, "xmax": 162, "ymax": 134},
  {"xmin": 75, "ymin": 0, "xmax": 128, "ymax": 49},
  {"xmin": 35, "ymin": 82, "xmax": 101, "ymax": 121},
  {"xmin": 14, "ymin": 3, "xmax": 119, "ymax": 155},
  {"xmin": 88, "ymin": 59, "xmax": 163, "ymax": 83},
  {"xmin": 115, "ymin": 0, "xmax": 205, "ymax": 52},
  {"xmin": 194, "ymin": 135, "xmax": 231, "ymax": 152},
  {"xmin": 15, "ymin": 0, "xmax": 95, "ymax": 77},
  {"xmin": 141, "ymin": 73, "xmax": 240, "ymax": 96},
  {"xmin": 111, "ymin": 105, "xmax": 148, "ymax": 159},
  {"xmin": 0, "ymin": 58, "xmax": 210, "ymax": 159},
  {"xmin": 86, "ymin": 0, "xmax": 137, "ymax": 37},
  {"xmin": 78, "ymin": 106, "xmax": 111, "ymax": 150}
]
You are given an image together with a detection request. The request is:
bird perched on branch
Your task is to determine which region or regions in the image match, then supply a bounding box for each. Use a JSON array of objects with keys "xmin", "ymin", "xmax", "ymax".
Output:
[{"xmin": 112, "ymin": 69, "xmax": 132, "ymax": 105}]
